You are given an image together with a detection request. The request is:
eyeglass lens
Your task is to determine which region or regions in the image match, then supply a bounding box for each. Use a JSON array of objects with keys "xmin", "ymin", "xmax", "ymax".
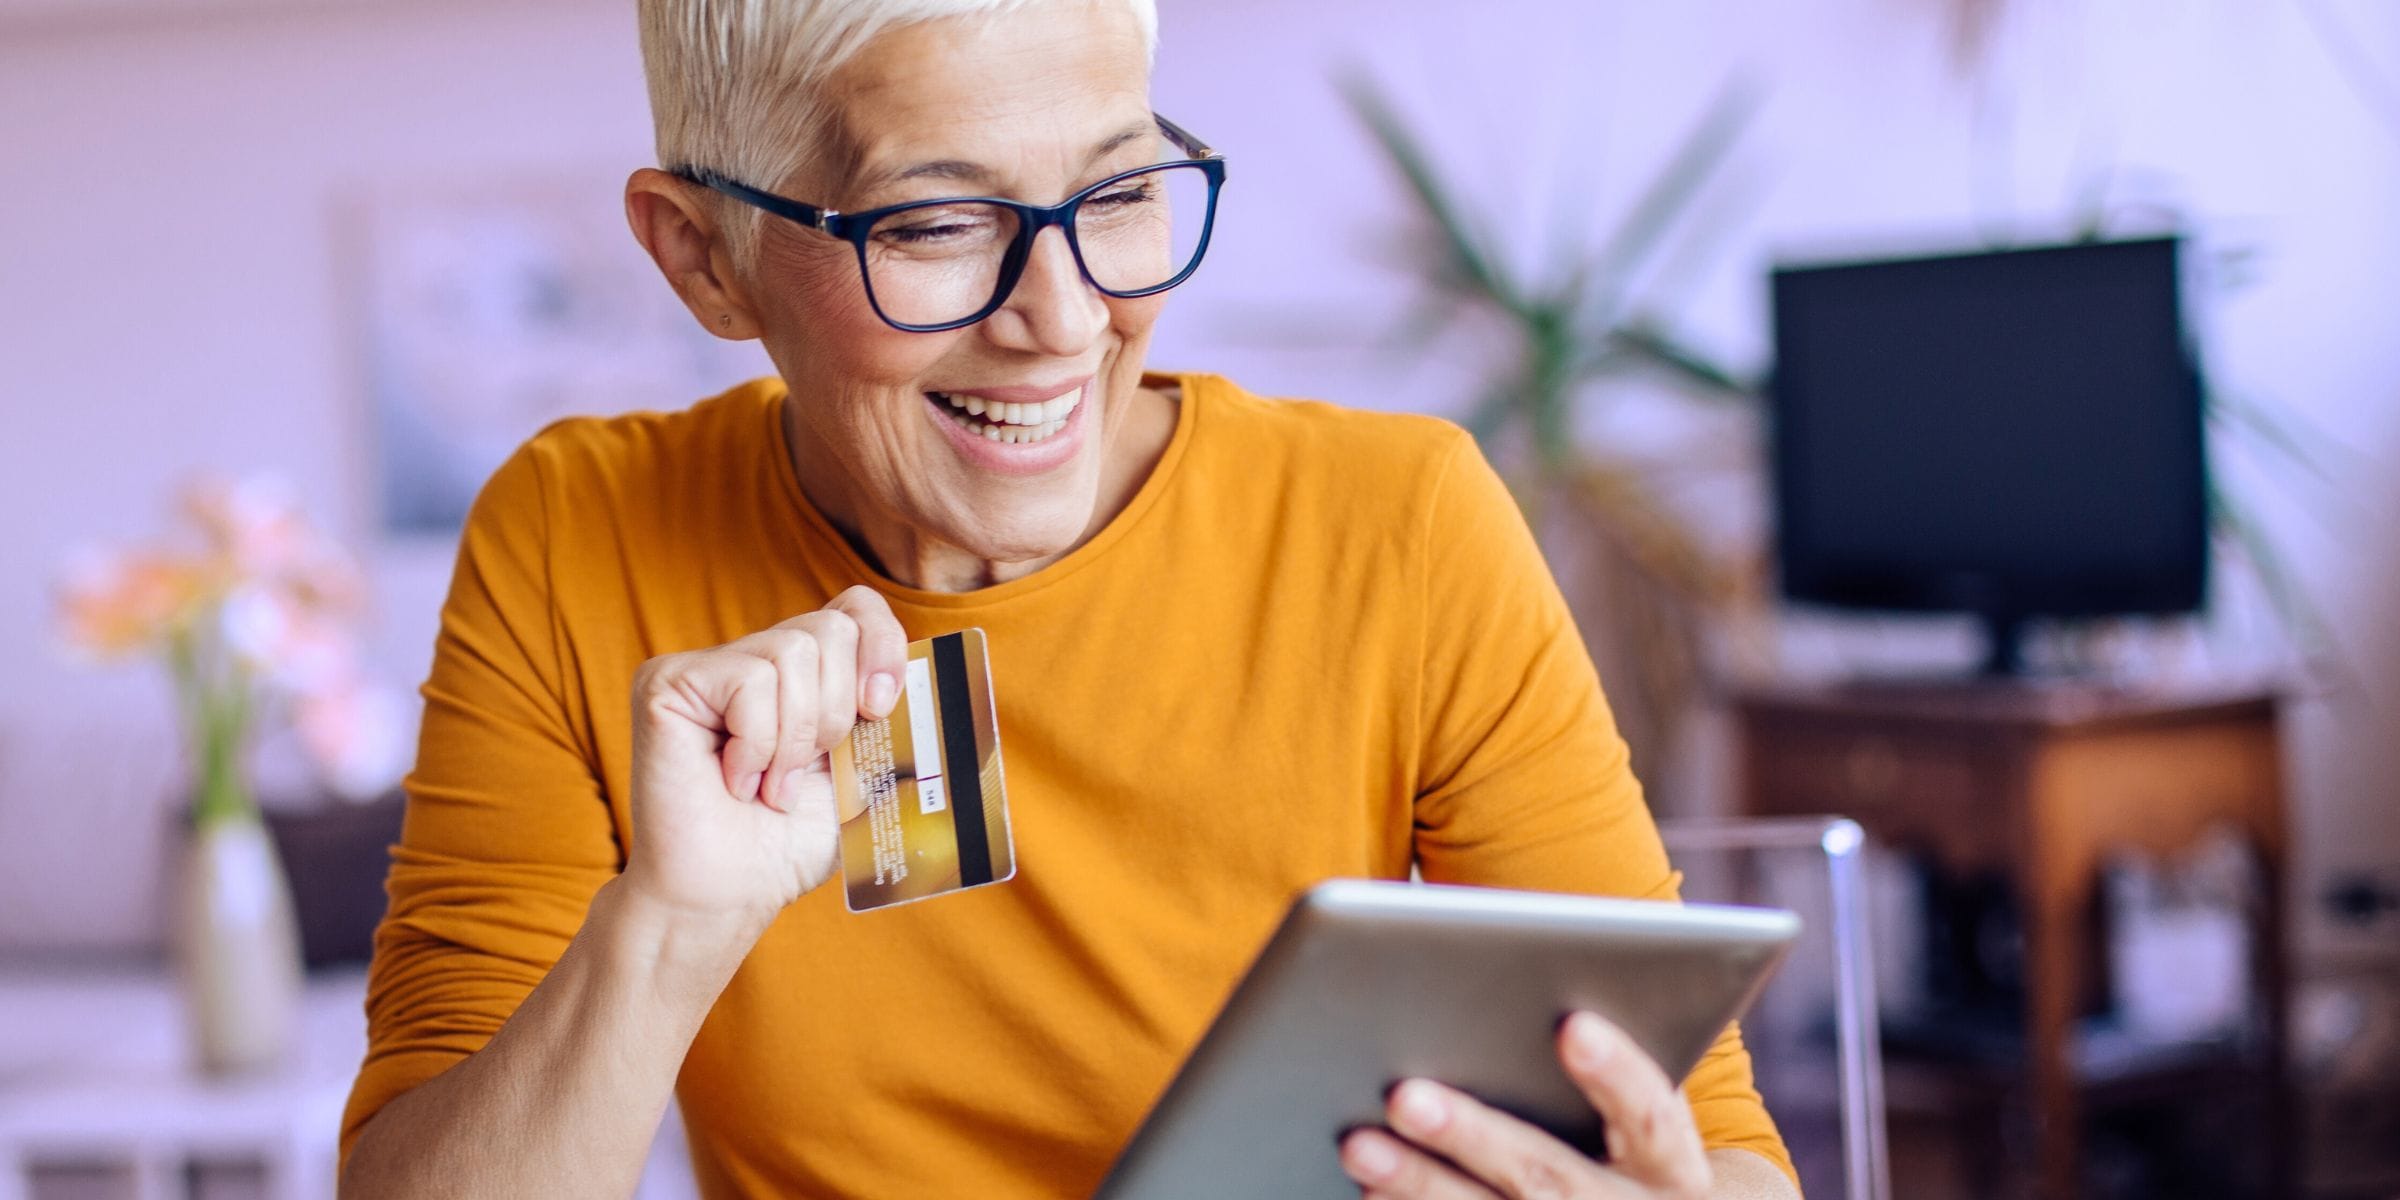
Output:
[{"xmin": 859, "ymin": 163, "xmax": 1213, "ymax": 328}]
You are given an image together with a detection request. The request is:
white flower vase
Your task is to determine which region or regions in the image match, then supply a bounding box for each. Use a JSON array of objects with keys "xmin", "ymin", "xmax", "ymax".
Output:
[{"xmin": 175, "ymin": 814, "xmax": 304, "ymax": 1075}]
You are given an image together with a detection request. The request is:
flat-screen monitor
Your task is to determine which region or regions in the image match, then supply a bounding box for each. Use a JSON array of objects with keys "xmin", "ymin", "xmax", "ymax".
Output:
[{"xmin": 1768, "ymin": 238, "xmax": 2209, "ymax": 675}]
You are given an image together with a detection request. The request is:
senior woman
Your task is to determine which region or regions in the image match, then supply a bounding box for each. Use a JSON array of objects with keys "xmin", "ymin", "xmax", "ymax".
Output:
[{"xmin": 337, "ymin": 1, "xmax": 1798, "ymax": 1197}]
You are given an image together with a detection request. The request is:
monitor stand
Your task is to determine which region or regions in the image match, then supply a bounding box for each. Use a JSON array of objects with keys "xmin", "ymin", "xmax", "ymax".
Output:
[
  {"xmin": 1979, "ymin": 611, "xmax": 2027, "ymax": 678},
  {"xmin": 1833, "ymin": 612, "xmax": 2111, "ymax": 695}
]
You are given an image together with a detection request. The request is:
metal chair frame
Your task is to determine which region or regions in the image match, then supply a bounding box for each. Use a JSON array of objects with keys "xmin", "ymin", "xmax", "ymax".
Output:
[{"xmin": 1662, "ymin": 815, "xmax": 1891, "ymax": 1200}]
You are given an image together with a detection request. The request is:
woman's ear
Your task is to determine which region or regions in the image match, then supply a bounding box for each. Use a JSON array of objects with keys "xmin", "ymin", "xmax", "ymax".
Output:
[{"xmin": 624, "ymin": 167, "xmax": 762, "ymax": 340}]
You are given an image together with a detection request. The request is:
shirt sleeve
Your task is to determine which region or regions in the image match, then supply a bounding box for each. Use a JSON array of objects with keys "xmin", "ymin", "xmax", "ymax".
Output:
[
  {"xmin": 339, "ymin": 441, "xmax": 624, "ymax": 1162},
  {"xmin": 1408, "ymin": 427, "xmax": 1797, "ymax": 1188}
]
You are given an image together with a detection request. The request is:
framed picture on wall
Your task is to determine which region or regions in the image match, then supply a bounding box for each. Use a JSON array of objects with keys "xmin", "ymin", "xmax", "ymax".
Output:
[{"xmin": 347, "ymin": 175, "xmax": 772, "ymax": 536}]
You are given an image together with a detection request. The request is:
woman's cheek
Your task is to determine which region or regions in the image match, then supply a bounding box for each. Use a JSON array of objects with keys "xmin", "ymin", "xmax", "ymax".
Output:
[
  {"xmin": 769, "ymin": 296, "xmax": 952, "ymax": 426},
  {"xmin": 1106, "ymin": 292, "xmax": 1168, "ymax": 346},
  {"xmin": 758, "ymin": 234, "xmax": 879, "ymax": 348}
]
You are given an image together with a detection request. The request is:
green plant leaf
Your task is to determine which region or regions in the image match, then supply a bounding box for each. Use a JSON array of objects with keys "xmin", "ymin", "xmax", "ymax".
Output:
[
  {"xmin": 2209, "ymin": 479, "xmax": 2349, "ymax": 680},
  {"xmin": 1590, "ymin": 322, "xmax": 1759, "ymax": 403},
  {"xmin": 1338, "ymin": 69, "xmax": 1529, "ymax": 320},
  {"xmin": 1528, "ymin": 311, "xmax": 1579, "ymax": 467},
  {"xmin": 1463, "ymin": 374, "xmax": 1528, "ymax": 448},
  {"xmin": 1618, "ymin": 165, "xmax": 1769, "ymax": 322},
  {"xmin": 2067, "ymin": 160, "xmax": 2116, "ymax": 242},
  {"xmin": 2205, "ymin": 387, "xmax": 2352, "ymax": 492},
  {"xmin": 1589, "ymin": 77, "xmax": 1765, "ymax": 290}
]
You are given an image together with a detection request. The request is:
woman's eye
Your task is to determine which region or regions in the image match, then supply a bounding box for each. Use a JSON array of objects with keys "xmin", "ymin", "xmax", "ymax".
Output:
[
  {"xmin": 1088, "ymin": 182, "xmax": 1157, "ymax": 208},
  {"xmin": 874, "ymin": 208, "xmax": 1001, "ymax": 246},
  {"xmin": 879, "ymin": 221, "xmax": 977, "ymax": 244}
]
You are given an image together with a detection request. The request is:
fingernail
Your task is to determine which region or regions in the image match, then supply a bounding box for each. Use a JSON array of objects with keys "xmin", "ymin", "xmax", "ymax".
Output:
[
  {"xmin": 1567, "ymin": 1012, "xmax": 1610, "ymax": 1072},
  {"xmin": 737, "ymin": 770, "xmax": 763, "ymax": 803},
  {"xmin": 1391, "ymin": 1080, "xmax": 1447, "ymax": 1136},
  {"xmin": 1345, "ymin": 1133, "xmax": 1398, "ymax": 1181},
  {"xmin": 864, "ymin": 672, "xmax": 899, "ymax": 717},
  {"xmin": 780, "ymin": 768, "xmax": 805, "ymax": 809}
]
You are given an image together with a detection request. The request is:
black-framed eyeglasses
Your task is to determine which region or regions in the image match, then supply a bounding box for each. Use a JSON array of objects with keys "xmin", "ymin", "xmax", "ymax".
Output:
[{"xmin": 676, "ymin": 114, "xmax": 1227, "ymax": 333}]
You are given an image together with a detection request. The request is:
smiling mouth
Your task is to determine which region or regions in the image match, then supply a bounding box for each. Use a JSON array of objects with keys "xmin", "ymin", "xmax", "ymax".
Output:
[{"xmin": 929, "ymin": 388, "xmax": 1080, "ymax": 445}]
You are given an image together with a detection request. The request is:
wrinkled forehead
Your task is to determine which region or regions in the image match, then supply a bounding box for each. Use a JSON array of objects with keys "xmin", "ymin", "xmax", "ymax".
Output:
[{"xmin": 805, "ymin": 1, "xmax": 1156, "ymax": 200}]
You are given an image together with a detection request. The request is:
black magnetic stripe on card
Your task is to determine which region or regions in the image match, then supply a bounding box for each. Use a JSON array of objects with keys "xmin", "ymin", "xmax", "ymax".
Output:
[{"xmin": 931, "ymin": 632, "xmax": 994, "ymax": 886}]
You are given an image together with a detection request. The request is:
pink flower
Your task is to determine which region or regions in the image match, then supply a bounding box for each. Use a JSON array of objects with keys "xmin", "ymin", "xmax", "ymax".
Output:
[
  {"xmin": 56, "ymin": 546, "xmax": 210, "ymax": 659},
  {"xmin": 182, "ymin": 476, "xmax": 307, "ymax": 579},
  {"xmin": 183, "ymin": 475, "xmax": 361, "ymax": 599},
  {"xmin": 56, "ymin": 473, "xmax": 395, "ymax": 814},
  {"xmin": 291, "ymin": 676, "xmax": 412, "ymax": 801}
]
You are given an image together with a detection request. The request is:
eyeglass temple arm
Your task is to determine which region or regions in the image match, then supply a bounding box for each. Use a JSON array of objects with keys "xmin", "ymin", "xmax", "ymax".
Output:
[
  {"xmin": 677, "ymin": 168, "xmax": 839, "ymax": 231},
  {"xmin": 1153, "ymin": 113, "xmax": 1220, "ymax": 161}
]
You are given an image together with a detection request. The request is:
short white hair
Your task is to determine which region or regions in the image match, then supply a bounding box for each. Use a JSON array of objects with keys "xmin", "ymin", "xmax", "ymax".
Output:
[{"xmin": 638, "ymin": 0, "xmax": 1161, "ymax": 271}]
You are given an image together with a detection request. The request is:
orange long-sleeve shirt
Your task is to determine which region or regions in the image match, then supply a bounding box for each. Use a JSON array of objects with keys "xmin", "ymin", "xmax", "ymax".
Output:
[{"xmin": 342, "ymin": 372, "xmax": 1794, "ymax": 1196}]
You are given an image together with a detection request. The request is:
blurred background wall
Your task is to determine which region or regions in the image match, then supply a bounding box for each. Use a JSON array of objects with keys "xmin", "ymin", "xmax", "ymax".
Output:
[{"xmin": 6, "ymin": 0, "xmax": 2395, "ymax": 964}]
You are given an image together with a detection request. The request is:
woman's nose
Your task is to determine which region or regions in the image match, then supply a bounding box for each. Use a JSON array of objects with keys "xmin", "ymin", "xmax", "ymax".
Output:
[{"xmin": 981, "ymin": 226, "xmax": 1110, "ymax": 356}]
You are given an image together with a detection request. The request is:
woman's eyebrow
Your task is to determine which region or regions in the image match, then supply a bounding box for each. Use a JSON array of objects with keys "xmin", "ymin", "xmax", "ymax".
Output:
[
  {"xmin": 856, "ymin": 120, "xmax": 1159, "ymax": 197},
  {"xmin": 873, "ymin": 158, "xmax": 988, "ymax": 190},
  {"xmin": 1084, "ymin": 120, "xmax": 1156, "ymax": 164}
]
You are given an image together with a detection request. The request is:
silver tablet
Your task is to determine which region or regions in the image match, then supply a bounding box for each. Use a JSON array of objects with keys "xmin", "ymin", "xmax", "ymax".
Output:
[{"xmin": 1094, "ymin": 879, "xmax": 1799, "ymax": 1200}]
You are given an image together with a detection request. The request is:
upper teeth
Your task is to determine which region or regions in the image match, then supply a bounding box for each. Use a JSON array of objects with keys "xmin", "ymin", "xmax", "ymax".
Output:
[{"xmin": 933, "ymin": 388, "xmax": 1080, "ymax": 427}]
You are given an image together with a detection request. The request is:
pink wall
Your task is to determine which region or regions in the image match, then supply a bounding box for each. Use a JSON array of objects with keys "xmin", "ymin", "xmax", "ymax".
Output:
[{"xmin": 3, "ymin": 0, "xmax": 2397, "ymax": 963}]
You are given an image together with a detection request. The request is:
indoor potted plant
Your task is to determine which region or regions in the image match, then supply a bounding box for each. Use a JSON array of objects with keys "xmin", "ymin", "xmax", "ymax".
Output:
[
  {"xmin": 1340, "ymin": 72, "xmax": 1772, "ymax": 811},
  {"xmin": 56, "ymin": 476, "xmax": 378, "ymax": 1073}
]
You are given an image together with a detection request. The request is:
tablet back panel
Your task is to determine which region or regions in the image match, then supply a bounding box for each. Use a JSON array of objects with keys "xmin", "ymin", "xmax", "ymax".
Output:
[{"xmin": 1095, "ymin": 880, "xmax": 1798, "ymax": 1200}]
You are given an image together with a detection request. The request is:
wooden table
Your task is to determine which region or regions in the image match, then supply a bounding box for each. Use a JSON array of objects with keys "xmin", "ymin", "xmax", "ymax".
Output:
[{"xmin": 1731, "ymin": 681, "xmax": 2289, "ymax": 1200}]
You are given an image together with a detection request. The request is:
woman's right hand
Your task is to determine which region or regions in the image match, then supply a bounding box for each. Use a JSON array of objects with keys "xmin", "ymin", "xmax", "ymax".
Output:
[{"xmin": 620, "ymin": 584, "xmax": 908, "ymax": 938}]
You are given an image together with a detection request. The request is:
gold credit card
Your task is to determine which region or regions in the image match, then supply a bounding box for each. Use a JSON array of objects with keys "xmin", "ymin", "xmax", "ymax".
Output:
[{"xmin": 832, "ymin": 628, "xmax": 1015, "ymax": 913}]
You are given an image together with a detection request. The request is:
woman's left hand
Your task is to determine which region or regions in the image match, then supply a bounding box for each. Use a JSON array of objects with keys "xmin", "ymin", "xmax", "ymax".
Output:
[{"xmin": 1339, "ymin": 1012, "xmax": 1713, "ymax": 1200}]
